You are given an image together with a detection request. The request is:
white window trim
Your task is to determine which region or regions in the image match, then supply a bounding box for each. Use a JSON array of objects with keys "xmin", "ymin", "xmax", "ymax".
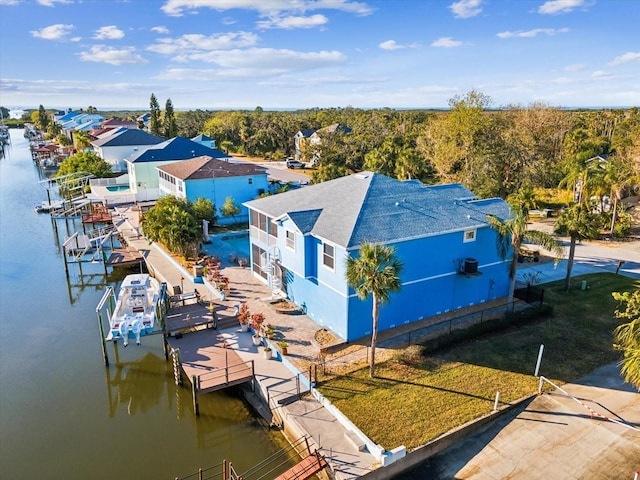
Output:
[
  {"xmin": 285, "ymin": 230, "xmax": 295, "ymax": 251},
  {"xmin": 463, "ymin": 229, "xmax": 477, "ymax": 243},
  {"xmin": 322, "ymin": 242, "xmax": 335, "ymax": 271}
]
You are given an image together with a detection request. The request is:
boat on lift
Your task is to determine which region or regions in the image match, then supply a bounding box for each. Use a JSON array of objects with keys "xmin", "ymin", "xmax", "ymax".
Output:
[{"xmin": 109, "ymin": 274, "xmax": 160, "ymax": 346}]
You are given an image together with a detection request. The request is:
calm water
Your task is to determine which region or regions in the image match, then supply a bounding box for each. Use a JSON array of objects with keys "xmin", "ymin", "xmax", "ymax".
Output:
[{"xmin": 0, "ymin": 130, "xmax": 288, "ymax": 479}]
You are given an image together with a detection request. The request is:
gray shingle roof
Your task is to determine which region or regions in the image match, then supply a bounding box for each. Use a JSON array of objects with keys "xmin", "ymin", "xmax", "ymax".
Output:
[
  {"xmin": 128, "ymin": 136, "xmax": 228, "ymax": 163},
  {"xmin": 244, "ymin": 172, "xmax": 511, "ymax": 249},
  {"xmin": 92, "ymin": 129, "xmax": 165, "ymax": 147}
]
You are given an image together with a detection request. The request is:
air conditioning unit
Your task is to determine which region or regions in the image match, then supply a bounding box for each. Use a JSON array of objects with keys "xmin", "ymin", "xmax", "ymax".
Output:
[{"xmin": 463, "ymin": 257, "xmax": 478, "ymax": 274}]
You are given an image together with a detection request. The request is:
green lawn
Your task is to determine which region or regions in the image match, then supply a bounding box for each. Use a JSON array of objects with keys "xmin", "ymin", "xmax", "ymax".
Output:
[{"xmin": 316, "ymin": 273, "xmax": 637, "ymax": 450}]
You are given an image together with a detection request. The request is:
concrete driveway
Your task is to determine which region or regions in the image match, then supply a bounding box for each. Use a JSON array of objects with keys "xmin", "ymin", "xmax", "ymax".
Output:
[
  {"xmin": 396, "ymin": 363, "xmax": 640, "ymax": 479},
  {"xmin": 516, "ymin": 219, "xmax": 640, "ymax": 285}
]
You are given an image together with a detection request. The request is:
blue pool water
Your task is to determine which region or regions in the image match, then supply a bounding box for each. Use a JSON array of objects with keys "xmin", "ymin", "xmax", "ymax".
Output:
[
  {"xmin": 201, "ymin": 232, "xmax": 250, "ymax": 267},
  {"xmin": 106, "ymin": 185, "xmax": 130, "ymax": 192}
]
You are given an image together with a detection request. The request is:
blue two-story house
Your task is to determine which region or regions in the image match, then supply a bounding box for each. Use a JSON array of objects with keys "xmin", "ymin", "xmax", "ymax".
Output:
[
  {"xmin": 244, "ymin": 172, "xmax": 512, "ymax": 342},
  {"xmin": 158, "ymin": 156, "xmax": 268, "ymax": 225}
]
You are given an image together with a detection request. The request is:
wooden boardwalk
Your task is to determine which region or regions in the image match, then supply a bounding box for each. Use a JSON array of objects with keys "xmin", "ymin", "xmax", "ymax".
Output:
[{"xmin": 168, "ymin": 329, "xmax": 254, "ymax": 394}]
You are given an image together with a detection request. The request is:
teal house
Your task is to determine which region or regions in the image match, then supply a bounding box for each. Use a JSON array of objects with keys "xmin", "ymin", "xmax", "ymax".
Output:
[{"xmin": 244, "ymin": 172, "xmax": 513, "ymax": 342}]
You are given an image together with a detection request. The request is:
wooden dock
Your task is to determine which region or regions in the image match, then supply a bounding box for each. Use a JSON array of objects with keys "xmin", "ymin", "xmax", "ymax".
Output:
[
  {"xmin": 105, "ymin": 246, "xmax": 144, "ymax": 268},
  {"xmin": 168, "ymin": 328, "xmax": 254, "ymax": 395}
]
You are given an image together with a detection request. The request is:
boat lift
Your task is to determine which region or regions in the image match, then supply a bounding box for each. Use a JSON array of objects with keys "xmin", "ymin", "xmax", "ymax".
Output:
[{"xmin": 63, "ymin": 224, "xmax": 115, "ymax": 264}]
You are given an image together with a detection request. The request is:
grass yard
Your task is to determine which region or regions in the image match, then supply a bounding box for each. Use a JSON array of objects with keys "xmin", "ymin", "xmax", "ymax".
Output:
[{"xmin": 315, "ymin": 272, "xmax": 638, "ymax": 451}]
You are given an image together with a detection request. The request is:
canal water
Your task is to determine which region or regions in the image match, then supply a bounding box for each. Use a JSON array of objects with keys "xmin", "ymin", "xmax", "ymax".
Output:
[{"xmin": 0, "ymin": 129, "xmax": 289, "ymax": 479}]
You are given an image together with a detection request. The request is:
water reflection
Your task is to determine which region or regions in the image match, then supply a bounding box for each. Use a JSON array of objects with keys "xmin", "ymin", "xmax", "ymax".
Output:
[{"xmin": 105, "ymin": 351, "xmax": 168, "ymax": 417}]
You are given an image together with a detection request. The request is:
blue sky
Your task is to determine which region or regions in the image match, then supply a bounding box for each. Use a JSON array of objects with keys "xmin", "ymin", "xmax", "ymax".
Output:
[{"xmin": 0, "ymin": 0, "xmax": 638, "ymax": 113}]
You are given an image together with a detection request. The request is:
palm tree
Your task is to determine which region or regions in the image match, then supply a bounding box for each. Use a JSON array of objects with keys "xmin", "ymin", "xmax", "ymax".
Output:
[
  {"xmin": 346, "ymin": 243, "xmax": 403, "ymax": 378},
  {"xmin": 604, "ymin": 157, "xmax": 636, "ymax": 237},
  {"xmin": 612, "ymin": 290, "xmax": 640, "ymax": 390},
  {"xmin": 487, "ymin": 204, "xmax": 563, "ymax": 303},
  {"xmin": 554, "ymin": 204, "xmax": 600, "ymax": 291},
  {"xmin": 73, "ymin": 130, "xmax": 92, "ymax": 151}
]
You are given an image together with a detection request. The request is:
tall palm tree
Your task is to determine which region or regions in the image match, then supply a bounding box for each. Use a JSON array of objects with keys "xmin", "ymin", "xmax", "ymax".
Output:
[
  {"xmin": 554, "ymin": 204, "xmax": 600, "ymax": 291},
  {"xmin": 487, "ymin": 204, "xmax": 563, "ymax": 303},
  {"xmin": 604, "ymin": 157, "xmax": 636, "ymax": 237},
  {"xmin": 346, "ymin": 243, "xmax": 403, "ymax": 378}
]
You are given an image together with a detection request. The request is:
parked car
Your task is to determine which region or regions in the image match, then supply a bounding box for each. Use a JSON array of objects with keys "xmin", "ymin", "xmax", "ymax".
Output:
[{"xmin": 286, "ymin": 157, "xmax": 305, "ymax": 169}]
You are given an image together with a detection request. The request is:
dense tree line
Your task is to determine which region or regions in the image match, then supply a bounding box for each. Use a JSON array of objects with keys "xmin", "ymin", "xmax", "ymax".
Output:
[{"xmin": 29, "ymin": 91, "xmax": 639, "ymax": 228}]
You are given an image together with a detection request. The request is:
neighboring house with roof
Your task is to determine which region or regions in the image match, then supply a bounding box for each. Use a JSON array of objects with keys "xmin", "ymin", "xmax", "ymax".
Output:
[
  {"xmin": 125, "ymin": 136, "xmax": 231, "ymax": 200},
  {"xmin": 244, "ymin": 172, "xmax": 512, "ymax": 342},
  {"xmin": 192, "ymin": 134, "xmax": 216, "ymax": 149},
  {"xmin": 294, "ymin": 123, "xmax": 352, "ymax": 164},
  {"xmin": 91, "ymin": 129, "xmax": 165, "ymax": 172},
  {"xmin": 59, "ymin": 113, "xmax": 106, "ymax": 143},
  {"xmin": 99, "ymin": 118, "xmax": 138, "ymax": 131},
  {"xmin": 137, "ymin": 113, "xmax": 151, "ymax": 131},
  {"xmin": 157, "ymin": 156, "xmax": 268, "ymax": 225}
]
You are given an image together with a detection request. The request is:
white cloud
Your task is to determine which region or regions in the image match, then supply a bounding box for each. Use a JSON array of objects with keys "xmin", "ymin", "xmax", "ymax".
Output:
[
  {"xmin": 449, "ymin": 0, "xmax": 483, "ymax": 19},
  {"xmin": 538, "ymin": 0, "xmax": 588, "ymax": 15},
  {"xmin": 563, "ymin": 63, "xmax": 586, "ymax": 72},
  {"xmin": 157, "ymin": 48, "xmax": 346, "ymax": 78},
  {"xmin": 497, "ymin": 27, "xmax": 569, "ymax": 38},
  {"xmin": 0, "ymin": 0, "xmax": 21, "ymax": 6},
  {"xmin": 151, "ymin": 26, "xmax": 170, "ymax": 34},
  {"xmin": 160, "ymin": 0, "xmax": 373, "ymax": 17},
  {"xmin": 431, "ymin": 37, "xmax": 462, "ymax": 48},
  {"xmin": 608, "ymin": 52, "xmax": 640, "ymax": 66},
  {"xmin": 31, "ymin": 24, "xmax": 74, "ymax": 41},
  {"xmin": 379, "ymin": 40, "xmax": 419, "ymax": 50},
  {"xmin": 147, "ymin": 31, "xmax": 258, "ymax": 55},
  {"xmin": 256, "ymin": 14, "xmax": 328, "ymax": 29},
  {"xmin": 93, "ymin": 25, "xmax": 125, "ymax": 40},
  {"xmin": 591, "ymin": 70, "xmax": 612, "ymax": 78},
  {"xmin": 37, "ymin": 0, "xmax": 72, "ymax": 6},
  {"xmin": 78, "ymin": 45, "xmax": 148, "ymax": 65}
]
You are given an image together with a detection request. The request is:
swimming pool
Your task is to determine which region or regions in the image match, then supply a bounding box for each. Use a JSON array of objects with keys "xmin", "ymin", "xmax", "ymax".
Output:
[
  {"xmin": 201, "ymin": 232, "xmax": 250, "ymax": 267},
  {"xmin": 106, "ymin": 185, "xmax": 131, "ymax": 192}
]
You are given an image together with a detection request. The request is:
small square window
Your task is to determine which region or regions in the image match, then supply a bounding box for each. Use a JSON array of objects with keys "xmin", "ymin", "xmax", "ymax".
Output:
[
  {"xmin": 248, "ymin": 178, "xmax": 253, "ymax": 184},
  {"xmin": 286, "ymin": 230, "xmax": 295, "ymax": 250},
  {"xmin": 464, "ymin": 230, "xmax": 476, "ymax": 243}
]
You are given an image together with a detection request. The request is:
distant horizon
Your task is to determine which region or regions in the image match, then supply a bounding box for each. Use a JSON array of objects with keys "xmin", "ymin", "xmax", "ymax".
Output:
[
  {"xmin": 1, "ymin": 1, "xmax": 638, "ymax": 110},
  {"xmin": 4, "ymin": 104, "xmax": 637, "ymax": 120}
]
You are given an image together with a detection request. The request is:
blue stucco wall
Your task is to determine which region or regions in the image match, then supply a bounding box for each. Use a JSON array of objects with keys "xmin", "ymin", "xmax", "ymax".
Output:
[
  {"xmin": 344, "ymin": 227, "xmax": 511, "ymax": 341},
  {"xmin": 247, "ymin": 207, "xmax": 511, "ymax": 343},
  {"xmin": 186, "ymin": 174, "xmax": 268, "ymax": 225}
]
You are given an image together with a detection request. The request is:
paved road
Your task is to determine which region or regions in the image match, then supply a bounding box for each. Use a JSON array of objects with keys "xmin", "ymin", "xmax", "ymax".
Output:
[
  {"xmin": 516, "ymin": 219, "xmax": 640, "ymax": 284},
  {"xmin": 395, "ymin": 363, "xmax": 640, "ymax": 479},
  {"xmin": 230, "ymin": 157, "xmax": 311, "ymax": 185}
]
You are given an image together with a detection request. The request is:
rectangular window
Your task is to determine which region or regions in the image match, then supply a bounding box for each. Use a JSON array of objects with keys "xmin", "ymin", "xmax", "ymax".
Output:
[
  {"xmin": 285, "ymin": 230, "xmax": 295, "ymax": 250},
  {"xmin": 248, "ymin": 178, "xmax": 253, "ymax": 184},
  {"xmin": 464, "ymin": 229, "xmax": 476, "ymax": 243},
  {"xmin": 322, "ymin": 243, "xmax": 335, "ymax": 270}
]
